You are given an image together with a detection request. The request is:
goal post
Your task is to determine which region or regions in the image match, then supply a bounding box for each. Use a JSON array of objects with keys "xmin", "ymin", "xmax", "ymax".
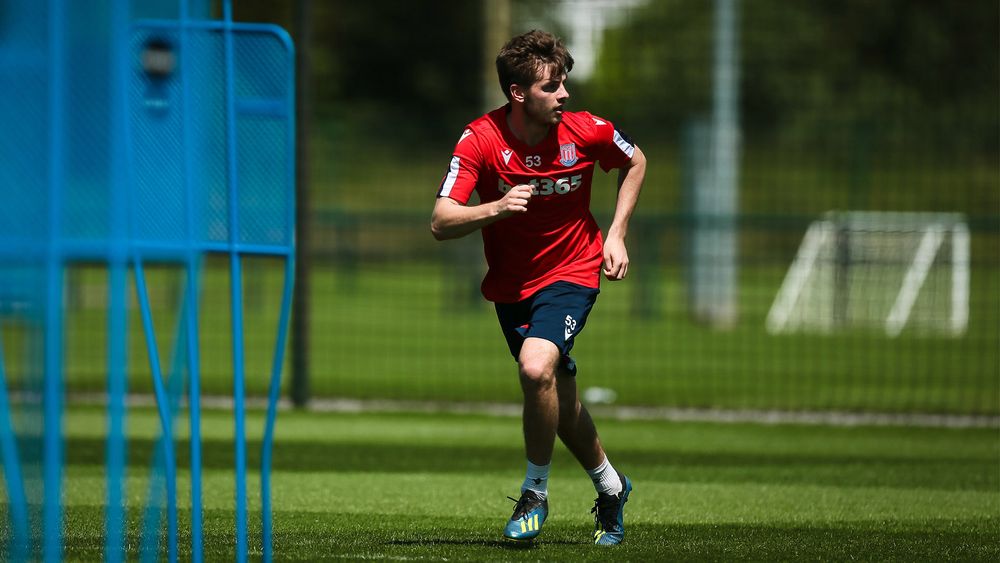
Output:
[{"xmin": 767, "ymin": 211, "xmax": 970, "ymax": 337}]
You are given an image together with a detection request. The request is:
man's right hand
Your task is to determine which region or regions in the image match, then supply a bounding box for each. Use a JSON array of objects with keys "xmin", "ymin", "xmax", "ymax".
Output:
[
  {"xmin": 431, "ymin": 184, "xmax": 533, "ymax": 241},
  {"xmin": 495, "ymin": 184, "xmax": 533, "ymax": 218}
]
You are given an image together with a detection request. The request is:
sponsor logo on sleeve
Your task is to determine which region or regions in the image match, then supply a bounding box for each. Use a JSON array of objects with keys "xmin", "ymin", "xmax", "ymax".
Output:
[{"xmin": 613, "ymin": 129, "xmax": 635, "ymax": 158}]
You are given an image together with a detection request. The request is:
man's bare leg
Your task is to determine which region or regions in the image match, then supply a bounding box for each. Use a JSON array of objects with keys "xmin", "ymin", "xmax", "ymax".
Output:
[
  {"xmin": 554, "ymin": 368, "xmax": 605, "ymax": 470},
  {"xmin": 501, "ymin": 338, "xmax": 559, "ymax": 541},
  {"xmin": 517, "ymin": 337, "xmax": 561, "ymax": 466},
  {"xmin": 554, "ymin": 366, "xmax": 630, "ymax": 546}
]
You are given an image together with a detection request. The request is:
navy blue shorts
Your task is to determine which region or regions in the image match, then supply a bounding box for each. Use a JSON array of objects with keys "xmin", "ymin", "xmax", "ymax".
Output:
[{"xmin": 494, "ymin": 281, "xmax": 600, "ymax": 377}]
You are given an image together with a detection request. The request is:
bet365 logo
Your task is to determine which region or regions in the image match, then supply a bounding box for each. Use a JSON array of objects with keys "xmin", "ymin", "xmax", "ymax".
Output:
[{"xmin": 498, "ymin": 174, "xmax": 583, "ymax": 196}]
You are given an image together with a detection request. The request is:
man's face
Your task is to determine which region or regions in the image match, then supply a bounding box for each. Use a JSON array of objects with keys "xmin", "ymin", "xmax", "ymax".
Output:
[{"xmin": 521, "ymin": 64, "xmax": 570, "ymax": 127}]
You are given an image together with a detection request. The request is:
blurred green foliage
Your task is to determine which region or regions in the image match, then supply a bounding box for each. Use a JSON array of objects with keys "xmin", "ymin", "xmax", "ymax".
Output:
[
  {"xmin": 238, "ymin": 1, "xmax": 999, "ymax": 155},
  {"xmin": 585, "ymin": 0, "xmax": 998, "ymax": 156},
  {"xmin": 233, "ymin": 0, "xmax": 998, "ymax": 218},
  {"xmin": 235, "ymin": 0, "xmax": 483, "ymax": 144}
]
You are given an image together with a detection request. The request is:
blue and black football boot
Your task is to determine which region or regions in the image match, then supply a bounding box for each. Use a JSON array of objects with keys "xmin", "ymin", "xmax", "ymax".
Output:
[
  {"xmin": 591, "ymin": 472, "xmax": 632, "ymax": 545},
  {"xmin": 503, "ymin": 489, "xmax": 548, "ymax": 541}
]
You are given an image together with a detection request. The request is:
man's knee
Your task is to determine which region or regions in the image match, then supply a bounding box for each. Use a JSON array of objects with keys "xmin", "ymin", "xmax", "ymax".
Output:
[
  {"xmin": 518, "ymin": 339, "xmax": 560, "ymax": 390},
  {"xmin": 519, "ymin": 357, "xmax": 556, "ymax": 389}
]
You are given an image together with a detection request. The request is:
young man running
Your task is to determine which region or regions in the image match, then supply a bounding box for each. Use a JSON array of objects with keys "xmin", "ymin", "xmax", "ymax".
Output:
[{"xmin": 431, "ymin": 30, "xmax": 646, "ymax": 546}]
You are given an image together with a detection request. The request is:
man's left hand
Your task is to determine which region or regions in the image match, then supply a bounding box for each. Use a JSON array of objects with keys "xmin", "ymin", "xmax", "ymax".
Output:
[{"xmin": 602, "ymin": 237, "xmax": 629, "ymax": 281}]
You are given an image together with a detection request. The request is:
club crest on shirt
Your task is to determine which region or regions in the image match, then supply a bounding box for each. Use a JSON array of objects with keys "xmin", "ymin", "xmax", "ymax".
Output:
[{"xmin": 559, "ymin": 143, "xmax": 578, "ymax": 167}]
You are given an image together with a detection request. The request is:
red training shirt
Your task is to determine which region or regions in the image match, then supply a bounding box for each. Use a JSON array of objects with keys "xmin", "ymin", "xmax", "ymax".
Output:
[{"xmin": 437, "ymin": 105, "xmax": 636, "ymax": 303}]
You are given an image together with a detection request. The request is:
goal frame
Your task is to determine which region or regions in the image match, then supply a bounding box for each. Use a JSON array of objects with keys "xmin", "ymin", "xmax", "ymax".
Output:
[{"xmin": 766, "ymin": 211, "xmax": 969, "ymax": 337}]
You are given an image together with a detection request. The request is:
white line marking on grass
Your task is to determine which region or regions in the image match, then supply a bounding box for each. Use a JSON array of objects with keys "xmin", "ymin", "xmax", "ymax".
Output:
[{"xmin": 32, "ymin": 392, "xmax": 1000, "ymax": 429}]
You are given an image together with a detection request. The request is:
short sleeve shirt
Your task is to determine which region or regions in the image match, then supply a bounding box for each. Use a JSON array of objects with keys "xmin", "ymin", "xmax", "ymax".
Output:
[{"xmin": 438, "ymin": 105, "xmax": 636, "ymax": 303}]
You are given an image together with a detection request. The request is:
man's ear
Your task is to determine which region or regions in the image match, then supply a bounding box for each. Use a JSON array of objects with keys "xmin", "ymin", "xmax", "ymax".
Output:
[{"xmin": 509, "ymin": 83, "xmax": 525, "ymax": 104}]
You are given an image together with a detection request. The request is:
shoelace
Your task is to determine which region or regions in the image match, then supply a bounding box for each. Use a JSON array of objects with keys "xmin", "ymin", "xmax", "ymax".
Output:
[
  {"xmin": 591, "ymin": 493, "xmax": 620, "ymax": 532},
  {"xmin": 507, "ymin": 493, "xmax": 539, "ymax": 520}
]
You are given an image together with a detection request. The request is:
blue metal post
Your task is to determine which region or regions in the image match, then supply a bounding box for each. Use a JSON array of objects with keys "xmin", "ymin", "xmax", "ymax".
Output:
[
  {"xmin": 105, "ymin": 0, "xmax": 133, "ymax": 559},
  {"xmin": 178, "ymin": 3, "xmax": 205, "ymax": 561},
  {"xmin": 222, "ymin": 2, "xmax": 249, "ymax": 560},
  {"xmin": 262, "ymin": 257, "xmax": 295, "ymax": 562},
  {"xmin": 135, "ymin": 261, "xmax": 180, "ymax": 563},
  {"xmin": 44, "ymin": 0, "xmax": 66, "ymax": 559},
  {"xmin": 105, "ymin": 264, "xmax": 128, "ymax": 563},
  {"xmin": 263, "ymin": 41, "xmax": 297, "ymax": 560},
  {"xmin": 140, "ymin": 323, "xmax": 186, "ymax": 563},
  {"xmin": 185, "ymin": 258, "xmax": 204, "ymax": 563}
]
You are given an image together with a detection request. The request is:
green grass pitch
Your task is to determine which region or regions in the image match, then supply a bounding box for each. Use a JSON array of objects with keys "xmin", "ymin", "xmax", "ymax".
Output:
[{"xmin": 2, "ymin": 405, "xmax": 997, "ymax": 561}]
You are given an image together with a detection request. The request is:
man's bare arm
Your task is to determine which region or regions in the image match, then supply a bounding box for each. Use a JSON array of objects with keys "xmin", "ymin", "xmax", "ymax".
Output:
[
  {"xmin": 602, "ymin": 146, "xmax": 647, "ymax": 280},
  {"xmin": 431, "ymin": 184, "xmax": 534, "ymax": 240}
]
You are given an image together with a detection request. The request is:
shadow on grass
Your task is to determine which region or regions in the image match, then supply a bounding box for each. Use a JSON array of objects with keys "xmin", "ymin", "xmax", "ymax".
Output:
[
  {"xmin": 364, "ymin": 520, "xmax": 1000, "ymax": 562},
  {"xmin": 386, "ymin": 538, "xmax": 580, "ymax": 548},
  {"xmin": 6, "ymin": 506, "xmax": 997, "ymax": 562}
]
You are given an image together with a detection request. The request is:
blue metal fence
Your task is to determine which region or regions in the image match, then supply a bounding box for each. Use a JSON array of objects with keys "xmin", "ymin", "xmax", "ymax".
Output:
[{"xmin": 0, "ymin": 1, "xmax": 295, "ymax": 560}]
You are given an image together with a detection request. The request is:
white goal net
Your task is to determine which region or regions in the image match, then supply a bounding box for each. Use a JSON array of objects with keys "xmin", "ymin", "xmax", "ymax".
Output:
[{"xmin": 767, "ymin": 211, "xmax": 969, "ymax": 337}]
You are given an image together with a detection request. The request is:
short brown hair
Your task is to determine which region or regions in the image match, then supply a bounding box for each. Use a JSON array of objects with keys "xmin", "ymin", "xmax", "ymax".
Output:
[{"xmin": 495, "ymin": 30, "xmax": 574, "ymax": 101}]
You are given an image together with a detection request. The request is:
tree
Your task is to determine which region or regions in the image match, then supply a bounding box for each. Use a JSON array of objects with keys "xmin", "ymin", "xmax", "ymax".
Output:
[{"xmin": 582, "ymin": 0, "xmax": 999, "ymax": 154}]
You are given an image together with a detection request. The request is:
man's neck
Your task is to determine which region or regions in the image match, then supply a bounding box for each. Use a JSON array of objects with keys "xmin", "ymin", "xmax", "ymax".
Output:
[{"xmin": 506, "ymin": 106, "xmax": 550, "ymax": 147}]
